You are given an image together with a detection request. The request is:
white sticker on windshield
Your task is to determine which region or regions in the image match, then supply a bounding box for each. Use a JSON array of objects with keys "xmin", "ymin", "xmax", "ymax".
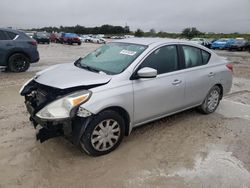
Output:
[{"xmin": 120, "ymin": 50, "xmax": 137, "ymax": 56}]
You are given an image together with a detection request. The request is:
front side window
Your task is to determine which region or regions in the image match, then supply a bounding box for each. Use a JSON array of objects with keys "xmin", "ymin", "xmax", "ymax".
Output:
[
  {"xmin": 182, "ymin": 46, "xmax": 203, "ymax": 68},
  {"xmin": 139, "ymin": 45, "xmax": 178, "ymax": 74},
  {"xmin": 77, "ymin": 43, "xmax": 147, "ymax": 75}
]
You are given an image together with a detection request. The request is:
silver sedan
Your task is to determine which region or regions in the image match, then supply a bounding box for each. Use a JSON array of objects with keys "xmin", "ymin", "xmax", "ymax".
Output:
[{"xmin": 20, "ymin": 38, "xmax": 233, "ymax": 156}]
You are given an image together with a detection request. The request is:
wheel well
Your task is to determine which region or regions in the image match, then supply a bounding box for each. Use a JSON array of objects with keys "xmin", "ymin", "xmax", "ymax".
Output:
[
  {"xmin": 100, "ymin": 106, "xmax": 130, "ymax": 136},
  {"xmin": 215, "ymin": 84, "xmax": 223, "ymax": 100},
  {"xmin": 7, "ymin": 51, "xmax": 30, "ymax": 63}
]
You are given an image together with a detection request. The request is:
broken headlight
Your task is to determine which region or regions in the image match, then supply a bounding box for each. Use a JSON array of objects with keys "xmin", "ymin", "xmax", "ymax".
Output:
[{"xmin": 36, "ymin": 90, "xmax": 91, "ymax": 120}]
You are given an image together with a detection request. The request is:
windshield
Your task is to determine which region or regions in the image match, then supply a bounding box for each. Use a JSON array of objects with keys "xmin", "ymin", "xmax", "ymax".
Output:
[{"xmin": 77, "ymin": 43, "xmax": 147, "ymax": 75}]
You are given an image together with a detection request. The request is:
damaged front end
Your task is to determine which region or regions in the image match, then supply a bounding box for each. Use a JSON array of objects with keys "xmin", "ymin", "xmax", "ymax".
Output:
[{"xmin": 20, "ymin": 79, "xmax": 95, "ymax": 145}]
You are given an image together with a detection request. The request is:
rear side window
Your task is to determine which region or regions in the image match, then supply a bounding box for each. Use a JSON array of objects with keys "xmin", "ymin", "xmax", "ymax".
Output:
[
  {"xmin": 182, "ymin": 46, "xmax": 203, "ymax": 68},
  {"xmin": 6, "ymin": 31, "xmax": 17, "ymax": 40},
  {"xmin": 139, "ymin": 45, "xmax": 178, "ymax": 74},
  {"xmin": 0, "ymin": 31, "xmax": 8, "ymax": 40},
  {"xmin": 201, "ymin": 50, "xmax": 210, "ymax": 64}
]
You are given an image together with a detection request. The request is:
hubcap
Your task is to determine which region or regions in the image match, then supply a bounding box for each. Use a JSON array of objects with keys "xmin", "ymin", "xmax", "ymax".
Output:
[
  {"xmin": 91, "ymin": 119, "xmax": 121, "ymax": 151},
  {"xmin": 207, "ymin": 90, "xmax": 220, "ymax": 111}
]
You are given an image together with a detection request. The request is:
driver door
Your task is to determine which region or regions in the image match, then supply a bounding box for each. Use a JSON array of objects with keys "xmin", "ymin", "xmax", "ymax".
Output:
[{"xmin": 132, "ymin": 45, "xmax": 185, "ymax": 125}]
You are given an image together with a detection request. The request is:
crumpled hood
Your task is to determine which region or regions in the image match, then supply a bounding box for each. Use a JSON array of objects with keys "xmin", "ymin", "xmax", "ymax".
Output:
[{"xmin": 34, "ymin": 63, "xmax": 111, "ymax": 89}]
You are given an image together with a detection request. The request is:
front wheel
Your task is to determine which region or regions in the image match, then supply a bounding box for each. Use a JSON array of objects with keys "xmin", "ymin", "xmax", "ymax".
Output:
[
  {"xmin": 198, "ymin": 85, "xmax": 221, "ymax": 114},
  {"xmin": 8, "ymin": 53, "xmax": 30, "ymax": 72},
  {"xmin": 80, "ymin": 110, "xmax": 125, "ymax": 156}
]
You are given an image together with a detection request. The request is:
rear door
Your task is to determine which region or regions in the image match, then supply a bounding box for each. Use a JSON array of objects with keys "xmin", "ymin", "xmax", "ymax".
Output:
[
  {"xmin": 179, "ymin": 45, "xmax": 216, "ymax": 107},
  {"xmin": 0, "ymin": 30, "xmax": 17, "ymax": 66},
  {"xmin": 132, "ymin": 45, "xmax": 185, "ymax": 125}
]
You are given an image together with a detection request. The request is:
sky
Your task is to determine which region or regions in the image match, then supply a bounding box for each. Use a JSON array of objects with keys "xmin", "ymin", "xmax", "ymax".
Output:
[{"xmin": 0, "ymin": 0, "xmax": 250, "ymax": 33}]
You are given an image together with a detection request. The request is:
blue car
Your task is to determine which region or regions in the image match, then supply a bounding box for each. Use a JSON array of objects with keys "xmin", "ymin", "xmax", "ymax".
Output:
[
  {"xmin": 224, "ymin": 39, "xmax": 236, "ymax": 49},
  {"xmin": 211, "ymin": 39, "xmax": 230, "ymax": 50}
]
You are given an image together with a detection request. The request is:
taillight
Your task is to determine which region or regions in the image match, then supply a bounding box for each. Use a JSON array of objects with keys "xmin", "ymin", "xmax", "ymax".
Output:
[
  {"xmin": 28, "ymin": 40, "xmax": 37, "ymax": 46},
  {"xmin": 226, "ymin": 63, "xmax": 233, "ymax": 72}
]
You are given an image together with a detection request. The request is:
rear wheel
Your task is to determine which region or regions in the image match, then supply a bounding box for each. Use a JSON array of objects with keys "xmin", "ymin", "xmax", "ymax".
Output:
[
  {"xmin": 198, "ymin": 85, "xmax": 221, "ymax": 114},
  {"xmin": 7, "ymin": 53, "xmax": 30, "ymax": 72},
  {"xmin": 80, "ymin": 110, "xmax": 125, "ymax": 156}
]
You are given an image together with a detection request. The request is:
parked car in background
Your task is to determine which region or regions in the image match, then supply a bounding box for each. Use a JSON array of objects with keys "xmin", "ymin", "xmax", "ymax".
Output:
[
  {"xmin": 90, "ymin": 36, "xmax": 106, "ymax": 44},
  {"xmin": 26, "ymin": 32, "xmax": 34, "ymax": 38},
  {"xmin": 211, "ymin": 39, "xmax": 230, "ymax": 49},
  {"xmin": 60, "ymin": 33, "xmax": 81, "ymax": 45},
  {"xmin": 20, "ymin": 38, "xmax": 232, "ymax": 156},
  {"xmin": 224, "ymin": 38, "xmax": 236, "ymax": 49},
  {"xmin": 190, "ymin": 38, "xmax": 211, "ymax": 48},
  {"xmin": 0, "ymin": 28, "xmax": 39, "ymax": 72},
  {"xmin": 33, "ymin": 32, "xmax": 50, "ymax": 44},
  {"xmin": 246, "ymin": 41, "xmax": 250, "ymax": 52},
  {"xmin": 227, "ymin": 39, "xmax": 248, "ymax": 51},
  {"xmin": 49, "ymin": 33, "xmax": 61, "ymax": 43},
  {"xmin": 79, "ymin": 35, "xmax": 92, "ymax": 42}
]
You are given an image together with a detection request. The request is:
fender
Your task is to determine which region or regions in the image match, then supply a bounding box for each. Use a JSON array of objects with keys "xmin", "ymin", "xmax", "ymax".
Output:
[{"xmin": 71, "ymin": 116, "xmax": 94, "ymax": 145}]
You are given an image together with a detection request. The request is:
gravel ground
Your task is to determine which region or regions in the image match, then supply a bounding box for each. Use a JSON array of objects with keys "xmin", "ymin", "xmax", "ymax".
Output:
[{"xmin": 0, "ymin": 43, "xmax": 250, "ymax": 188}]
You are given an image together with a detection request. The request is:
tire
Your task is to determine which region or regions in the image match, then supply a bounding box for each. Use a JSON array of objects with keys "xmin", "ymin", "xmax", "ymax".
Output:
[
  {"xmin": 198, "ymin": 85, "xmax": 221, "ymax": 114},
  {"xmin": 80, "ymin": 110, "xmax": 125, "ymax": 156},
  {"xmin": 7, "ymin": 53, "xmax": 30, "ymax": 72},
  {"xmin": 78, "ymin": 42, "xmax": 81, "ymax": 45}
]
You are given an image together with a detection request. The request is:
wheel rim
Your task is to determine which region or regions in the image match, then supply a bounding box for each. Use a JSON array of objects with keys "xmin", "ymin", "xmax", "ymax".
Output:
[
  {"xmin": 12, "ymin": 55, "xmax": 27, "ymax": 71},
  {"xmin": 207, "ymin": 89, "xmax": 220, "ymax": 112},
  {"xmin": 91, "ymin": 119, "xmax": 121, "ymax": 152}
]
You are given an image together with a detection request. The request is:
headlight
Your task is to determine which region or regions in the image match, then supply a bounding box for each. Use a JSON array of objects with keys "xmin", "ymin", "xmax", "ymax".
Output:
[{"xmin": 36, "ymin": 90, "xmax": 91, "ymax": 120}]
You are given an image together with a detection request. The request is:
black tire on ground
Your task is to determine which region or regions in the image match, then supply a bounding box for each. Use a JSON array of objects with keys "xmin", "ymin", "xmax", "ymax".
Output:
[
  {"xmin": 78, "ymin": 42, "xmax": 81, "ymax": 45},
  {"xmin": 198, "ymin": 85, "xmax": 221, "ymax": 114},
  {"xmin": 7, "ymin": 53, "xmax": 30, "ymax": 72},
  {"xmin": 80, "ymin": 110, "xmax": 125, "ymax": 156}
]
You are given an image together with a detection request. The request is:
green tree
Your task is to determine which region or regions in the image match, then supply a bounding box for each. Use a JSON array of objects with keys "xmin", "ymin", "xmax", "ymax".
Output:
[
  {"xmin": 181, "ymin": 27, "xmax": 203, "ymax": 39},
  {"xmin": 134, "ymin": 29, "xmax": 144, "ymax": 37}
]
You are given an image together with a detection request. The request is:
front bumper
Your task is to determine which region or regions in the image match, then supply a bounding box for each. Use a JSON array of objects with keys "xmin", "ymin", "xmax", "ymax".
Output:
[{"xmin": 25, "ymin": 101, "xmax": 90, "ymax": 145}]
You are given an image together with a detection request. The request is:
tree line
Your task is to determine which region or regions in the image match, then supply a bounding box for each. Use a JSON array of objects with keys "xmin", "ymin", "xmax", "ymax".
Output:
[
  {"xmin": 135, "ymin": 27, "xmax": 250, "ymax": 40},
  {"xmin": 29, "ymin": 24, "xmax": 130, "ymax": 35},
  {"xmin": 28, "ymin": 24, "xmax": 250, "ymax": 39}
]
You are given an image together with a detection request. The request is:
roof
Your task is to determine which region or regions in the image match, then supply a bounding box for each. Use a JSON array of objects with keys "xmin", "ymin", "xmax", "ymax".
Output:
[
  {"xmin": 114, "ymin": 37, "xmax": 182, "ymax": 46},
  {"xmin": 0, "ymin": 28, "xmax": 24, "ymax": 35}
]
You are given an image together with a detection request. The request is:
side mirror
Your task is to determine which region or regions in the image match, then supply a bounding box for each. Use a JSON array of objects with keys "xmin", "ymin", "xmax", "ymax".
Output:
[{"xmin": 137, "ymin": 67, "xmax": 157, "ymax": 78}]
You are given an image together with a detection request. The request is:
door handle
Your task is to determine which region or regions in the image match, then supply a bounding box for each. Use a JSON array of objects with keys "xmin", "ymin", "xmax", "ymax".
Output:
[
  {"xmin": 172, "ymin": 79, "xmax": 182, "ymax": 85},
  {"xmin": 208, "ymin": 72, "xmax": 215, "ymax": 77}
]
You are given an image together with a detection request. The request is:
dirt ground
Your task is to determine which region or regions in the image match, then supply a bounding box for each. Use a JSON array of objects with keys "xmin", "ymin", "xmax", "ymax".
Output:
[{"xmin": 0, "ymin": 43, "xmax": 250, "ymax": 188}]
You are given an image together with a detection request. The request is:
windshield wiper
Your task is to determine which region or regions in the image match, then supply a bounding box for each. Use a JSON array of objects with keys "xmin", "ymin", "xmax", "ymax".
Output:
[
  {"xmin": 74, "ymin": 57, "xmax": 82, "ymax": 67},
  {"xmin": 74, "ymin": 58, "xmax": 100, "ymax": 73},
  {"xmin": 80, "ymin": 64, "xmax": 100, "ymax": 73}
]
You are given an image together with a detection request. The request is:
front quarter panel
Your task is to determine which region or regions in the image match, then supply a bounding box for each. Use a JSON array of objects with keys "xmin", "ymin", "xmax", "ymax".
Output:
[{"xmin": 79, "ymin": 80, "xmax": 134, "ymax": 125}]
